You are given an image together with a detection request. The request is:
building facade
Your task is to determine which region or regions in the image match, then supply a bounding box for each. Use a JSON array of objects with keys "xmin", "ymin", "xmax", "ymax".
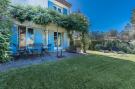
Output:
[{"xmin": 11, "ymin": 0, "xmax": 71, "ymax": 54}]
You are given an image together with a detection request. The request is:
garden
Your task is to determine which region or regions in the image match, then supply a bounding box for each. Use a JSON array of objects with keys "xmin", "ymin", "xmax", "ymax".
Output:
[{"xmin": 89, "ymin": 40, "xmax": 135, "ymax": 54}]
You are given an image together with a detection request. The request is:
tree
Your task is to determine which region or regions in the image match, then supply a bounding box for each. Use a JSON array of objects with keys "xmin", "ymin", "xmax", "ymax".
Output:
[
  {"xmin": 61, "ymin": 14, "xmax": 77, "ymax": 50},
  {"xmin": 108, "ymin": 29, "xmax": 118, "ymax": 37},
  {"xmin": 131, "ymin": 9, "xmax": 135, "ymax": 24},
  {"xmin": 91, "ymin": 31, "xmax": 105, "ymax": 41},
  {"xmin": 0, "ymin": 0, "xmax": 12, "ymax": 62},
  {"xmin": 62, "ymin": 13, "xmax": 89, "ymax": 53},
  {"xmin": 71, "ymin": 13, "xmax": 89, "ymax": 53}
]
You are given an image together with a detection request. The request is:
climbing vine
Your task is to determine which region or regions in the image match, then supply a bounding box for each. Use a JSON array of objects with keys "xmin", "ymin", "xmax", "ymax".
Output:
[{"xmin": 10, "ymin": 5, "xmax": 90, "ymax": 53}]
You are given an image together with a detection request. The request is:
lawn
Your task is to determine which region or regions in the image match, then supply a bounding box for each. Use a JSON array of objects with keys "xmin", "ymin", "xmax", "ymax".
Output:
[
  {"xmin": 88, "ymin": 50, "xmax": 135, "ymax": 61},
  {"xmin": 1, "ymin": 54, "xmax": 135, "ymax": 89}
]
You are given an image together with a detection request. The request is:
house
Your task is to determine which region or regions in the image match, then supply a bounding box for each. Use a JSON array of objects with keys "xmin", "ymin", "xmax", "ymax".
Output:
[{"xmin": 10, "ymin": 0, "xmax": 71, "ymax": 54}]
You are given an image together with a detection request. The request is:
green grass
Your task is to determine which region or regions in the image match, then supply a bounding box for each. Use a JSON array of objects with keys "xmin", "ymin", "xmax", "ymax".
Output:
[
  {"xmin": 1, "ymin": 54, "xmax": 135, "ymax": 89},
  {"xmin": 88, "ymin": 50, "xmax": 135, "ymax": 61}
]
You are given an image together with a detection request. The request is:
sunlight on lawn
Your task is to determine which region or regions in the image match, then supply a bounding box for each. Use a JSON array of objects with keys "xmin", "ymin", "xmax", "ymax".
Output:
[{"xmin": 87, "ymin": 50, "xmax": 135, "ymax": 62}]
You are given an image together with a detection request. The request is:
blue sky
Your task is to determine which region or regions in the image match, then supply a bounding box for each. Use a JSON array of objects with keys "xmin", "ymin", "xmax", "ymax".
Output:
[{"xmin": 67, "ymin": 0, "xmax": 135, "ymax": 32}]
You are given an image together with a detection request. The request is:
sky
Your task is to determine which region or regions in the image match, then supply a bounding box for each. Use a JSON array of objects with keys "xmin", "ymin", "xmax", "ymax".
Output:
[{"xmin": 67, "ymin": 0, "xmax": 135, "ymax": 32}]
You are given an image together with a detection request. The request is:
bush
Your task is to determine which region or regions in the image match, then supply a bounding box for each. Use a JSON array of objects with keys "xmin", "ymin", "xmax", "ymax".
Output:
[
  {"xmin": 0, "ymin": 32, "xmax": 11, "ymax": 63},
  {"xmin": 89, "ymin": 40, "xmax": 104, "ymax": 50},
  {"xmin": 95, "ymin": 44, "xmax": 102, "ymax": 51},
  {"xmin": 89, "ymin": 40, "xmax": 135, "ymax": 54}
]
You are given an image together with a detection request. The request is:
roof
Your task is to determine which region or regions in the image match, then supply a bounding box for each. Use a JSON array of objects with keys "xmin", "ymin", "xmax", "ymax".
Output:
[{"xmin": 55, "ymin": 0, "xmax": 72, "ymax": 8}]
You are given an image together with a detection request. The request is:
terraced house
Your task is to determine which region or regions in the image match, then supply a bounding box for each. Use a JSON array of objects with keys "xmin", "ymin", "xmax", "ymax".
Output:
[{"xmin": 11, "ymin": 0, "xmax": 72, "ymax": 54}]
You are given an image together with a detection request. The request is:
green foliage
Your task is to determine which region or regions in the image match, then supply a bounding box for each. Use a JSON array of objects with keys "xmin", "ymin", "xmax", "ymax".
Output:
[
  {"xmin": 33, "ymin": 8, "xmax": 52, "ymax": 25},
  {"xmin": 10, "ymin": 5, "xmax": 90, "ymax": 53},
  {"xmin": 0, "ymin": 32, "xmax": 11, "ymax": 62},
  {"xmin": 0, "ymin": 0, "xmax": 12, "ymax": 62},
  {"xmin": 0, "ymin": 0, "xmax": 9, "ymax": 14},
  {"xmin": 90, "ymin": 40, "xmax": 135, "ymax": 54},
  {"xmin": 81, "ymin": 33, "xmax": 90, "ymax": 53},
  {"xmin": 89, "ymin": 40, "xmax": 104, "ymax": 50},
  {"xmin": 10, "ymin": 6, "xmax": 53, "ymax": 24},
  {"xmin": 70, "ymin": 13, "xmax": 89, "ymax": 33},
  {"xmin": 95, "ymin": 44, "xmax": 102, "ymax": 51},
  {"xmin": 63, "ymin": 13, "xmax": 89, "ymax": 52},
  {"xmin": 73, "ymin": 13, "xmax": 89, "ymax": 53}
]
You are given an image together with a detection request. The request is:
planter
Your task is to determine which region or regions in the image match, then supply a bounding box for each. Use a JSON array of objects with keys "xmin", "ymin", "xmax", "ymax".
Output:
[{"xmin": 76, "ymin": 47, "xmax": 83, "ymax": 53}]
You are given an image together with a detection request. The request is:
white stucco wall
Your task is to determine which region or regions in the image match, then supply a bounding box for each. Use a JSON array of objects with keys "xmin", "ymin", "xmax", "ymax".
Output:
[{"xmin": 11, "ymin": 0, "xmax": 48, "ymax": 8}]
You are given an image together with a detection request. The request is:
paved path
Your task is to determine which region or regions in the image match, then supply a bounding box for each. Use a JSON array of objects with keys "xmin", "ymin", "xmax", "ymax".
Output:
[{"xmin": 0, "ymin": 52, "xmax": 81, "ymax": 72}]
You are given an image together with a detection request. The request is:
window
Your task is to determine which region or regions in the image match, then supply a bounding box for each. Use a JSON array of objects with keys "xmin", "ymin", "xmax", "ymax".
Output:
[
  {"xmin": 58, "ymin": 8, "xmax": 62, "ymax": 13},
  {"xmin": 18, "ymin": 26, "xmax": 34, "ymax": 49},
  {"xmin": 63, "ymin": 8, "xmax": 68, "ymax": 15},
  {"xmin": 54, "ymin": 32, "xmax": 62, "ymax": 47},
  {"xmin": 19, "ymin": 26, "xmax": 26, "ymax": 48},
  {"xmin": 52, "ymin": 5, "xmax": 63, "ymax": 14},
  {"xmin": 53, "ymin": 6, "xmax": 57, "ymax": 10},
  {"xmin": 27, "ymin": 28, "xmax": 34, "ymax": 46}
]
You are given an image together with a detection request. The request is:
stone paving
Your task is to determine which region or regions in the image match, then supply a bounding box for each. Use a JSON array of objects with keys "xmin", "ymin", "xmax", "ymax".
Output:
[{"xmin": 0, "ymin": 52, "xmax": 81, "ymax": 72}]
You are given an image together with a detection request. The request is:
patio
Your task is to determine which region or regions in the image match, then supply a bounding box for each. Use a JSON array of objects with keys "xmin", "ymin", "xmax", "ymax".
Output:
[{"xmin": 0, "ymin": 52, "xmax": 81, "ymax": 72}]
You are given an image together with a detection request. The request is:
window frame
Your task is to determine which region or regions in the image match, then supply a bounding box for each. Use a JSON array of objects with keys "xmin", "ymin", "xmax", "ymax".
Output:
[{"xmin": 52, "ymin": 5, "xmax": 63, "ymax": 14}]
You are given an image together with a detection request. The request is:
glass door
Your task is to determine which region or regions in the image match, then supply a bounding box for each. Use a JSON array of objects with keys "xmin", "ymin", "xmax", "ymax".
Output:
[
  {"xmin": 54, "ymin": 32, "xmax": 62, "ymax": 47},
  {"xmin": 27, "ymin": 28, "xmax": 34, "ymax": 47},
  {"xmin": 19, "ymin": 26, "xmax": 26, "ymax": 49}
]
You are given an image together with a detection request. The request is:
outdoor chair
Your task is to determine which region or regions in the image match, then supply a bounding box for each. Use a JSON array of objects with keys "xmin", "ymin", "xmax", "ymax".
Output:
[
  {"xmin": 32, "ymin": 43, "xmax": 43, "ymax": 56},
  {"xmin": 27, "ymin": 44, "xmax": 35, "ymax": 55},
  {"xmin": 48, "ymin": 44, "xmax": 52, "ymax": 51},
  {"xmin": 41, "ymin": 45, "xmax": 50, "ymax": 56},
  {"xmin": 18, "ymin": 47, "xmax": 29, "ymax": 56}
]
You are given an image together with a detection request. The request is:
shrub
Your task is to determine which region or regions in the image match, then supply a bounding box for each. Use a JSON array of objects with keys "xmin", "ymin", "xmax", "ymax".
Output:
[
  {"xmin": 95, "ymin": 44, "xmax": 102, "ymax": 51},
  {"xmin": 89, "ymin": 40, "xmax": 104, "ymax": 50},
  {"xmin": 90, "ymin": 40, "xmax": 135, "ymax": 54},
  {"xmin": 0, "ymin": 32, "xmax": 11, "ymax": 63},
  {"xmin": 0, "ymin": 0, "xmax": 12, "ymax": 63}
]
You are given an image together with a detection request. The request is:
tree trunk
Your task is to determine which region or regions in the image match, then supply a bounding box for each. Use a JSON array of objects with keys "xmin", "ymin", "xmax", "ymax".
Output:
[
  {"xmin": 82, "ymin": 32, "xmax": 86, "ymax": 53},
  {"xmin": 68, "ymin": 31, "xmax": 74, "ymax": 47}
]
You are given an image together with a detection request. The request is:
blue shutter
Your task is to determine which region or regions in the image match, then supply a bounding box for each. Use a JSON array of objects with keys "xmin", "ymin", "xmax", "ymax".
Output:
[
  {"xmin": 48, "ymin": 31, "xmax": 54, "ymax": 52},
  {"xmin": 11, "ymin": 24, "xmax": 18, "ymax": 54},
  {"xmin": 48, "ymin": 1, "xmax": 54, "ymax": 9},
  {"xmin": 34, "ymin": 29, "xmax": 43, "ymax": 44},
  {"xmin": 63, "ymin": 8, "xmax": 68, "ymax": 15},
  {"xmin": 34, "ymin": 29, "xmax": 43, "ymax": 52}
]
